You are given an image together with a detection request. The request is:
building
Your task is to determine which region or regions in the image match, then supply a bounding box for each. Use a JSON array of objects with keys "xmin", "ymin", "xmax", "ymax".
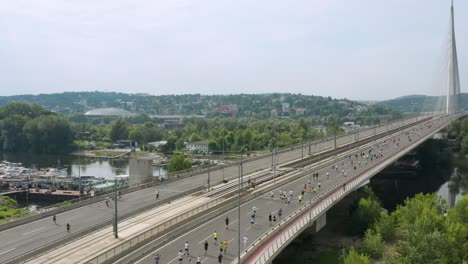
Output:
[
  {"xmin": 114, "ymin": 140, "xmax": 138, "ymax": 148},
  {"xmin": 219, "ymin": 104, "xmax": 239, "ymax": 117},
  {"xmin": 271, "ymin": 109, "xmax": 278, "ymax": 118},
  {"xmin": 84, "ymin": 108, "xmax": 134, "ymax": 117},
  {"xmin": 186, "ymin": 140, "xmax": 209, "ymax": 154},
  {"xmin": 147, "ymin": 141, "xmax": 167, "ymax": 150}
]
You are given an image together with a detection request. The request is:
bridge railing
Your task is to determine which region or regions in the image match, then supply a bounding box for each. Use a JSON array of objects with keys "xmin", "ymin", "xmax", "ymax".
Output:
[{"xmin": 238, "ymin": 115, "xmax": 452, "ymax": 264}]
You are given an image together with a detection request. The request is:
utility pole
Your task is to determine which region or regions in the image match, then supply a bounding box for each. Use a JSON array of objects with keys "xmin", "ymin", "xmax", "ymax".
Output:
[
  {"xmin": 207, "ymin": 156, "xmax": 211, "ymax": 191},
  {"xmin": 78, "ymin": 142, "xmax": 81, "ymax": 202},
  {"xmin": 113, "ymin": 178, "xmax": 118, "ymax": 238},
  {"xmin": 237, "ymin": 152, "xmax": 243, "ymax": 264},
  {"xmin": 222, "ymin": 129, "xmax": 225, "ymax": 182}
]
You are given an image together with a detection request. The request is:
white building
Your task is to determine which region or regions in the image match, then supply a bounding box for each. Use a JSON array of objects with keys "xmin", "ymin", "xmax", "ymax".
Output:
[{"xmin": 186, "ymin": 140, "xmax": 209, "ymax": 154}]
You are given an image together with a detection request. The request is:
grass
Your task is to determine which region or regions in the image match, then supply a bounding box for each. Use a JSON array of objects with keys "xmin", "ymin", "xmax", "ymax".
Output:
[{"xmin": 0, "ymin": 196, "xmax": 35, "ymax": 224}]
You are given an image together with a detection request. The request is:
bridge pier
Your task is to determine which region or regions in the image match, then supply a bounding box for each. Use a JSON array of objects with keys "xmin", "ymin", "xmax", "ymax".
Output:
[{"xmin": 315, "ymin": 211, "xmax": 327, "ymax": 232}]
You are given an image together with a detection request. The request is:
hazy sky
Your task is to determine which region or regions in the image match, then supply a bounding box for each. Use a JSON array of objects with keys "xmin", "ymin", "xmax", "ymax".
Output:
[{"xmin": 1, "ymin": 0, "xmax": 467, "ymax": 100}]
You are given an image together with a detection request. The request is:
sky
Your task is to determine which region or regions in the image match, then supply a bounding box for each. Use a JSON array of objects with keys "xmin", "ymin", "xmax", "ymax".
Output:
[{"xmin": 1, "ymin": 0, "xmax": 467, "ymax": 100}]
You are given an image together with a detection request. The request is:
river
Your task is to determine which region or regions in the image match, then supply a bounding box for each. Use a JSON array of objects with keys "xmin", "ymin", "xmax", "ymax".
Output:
[{"xmin": 0, "ymin": 152, "xmax": 167, "ymax": 179}]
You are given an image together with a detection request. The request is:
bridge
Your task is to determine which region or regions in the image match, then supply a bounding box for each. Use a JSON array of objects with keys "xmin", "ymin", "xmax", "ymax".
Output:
[{"xmin": 0, "ymin": 2, "xmax": 465, "ymax": 264}]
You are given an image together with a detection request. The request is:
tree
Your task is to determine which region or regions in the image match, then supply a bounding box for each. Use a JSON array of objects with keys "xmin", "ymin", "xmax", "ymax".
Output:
[
  {"xmin": 167, "ymin": 154, "xmax": 192, "ymax": 173},
  {"xmin": 23, "ymin": 115, "xmax": 73, "ymax": 153},
  {"xmin": 109, "ymin": 118, "xmax": 129, "ymax": 142},
  {"xmin": 340, "ymin": 248, "xmax": 371, "ymax": 264},
  {"xmin": 461, "ymin": 135, "xmax": 468, "ymax": 155},
  {"xmin": 362, "ymin": 229, "xmax": 385, "ymax": 259},
  {"xmin": 351, "ymin": 196, "xmax": 382, "ymax": 235},
  {"xmin": 373, "ymin": 212, "xmax": 396, "ymax": 241}
]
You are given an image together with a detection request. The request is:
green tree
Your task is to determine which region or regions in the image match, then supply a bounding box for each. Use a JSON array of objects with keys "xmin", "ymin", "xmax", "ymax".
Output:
[
  {"xmin": 167, "ymin": 154, "xmax": 192, "ymax": 173},
  {"xmin": 373, "ymin": 212, "xmax": 396, "ymax": 241},
  {"xmin": 23, "ymin": 115, "xmax": 73, "ymax": 153},
  {"xmin": 351, "ymin": 196, "xmax": 382, "ymax": 235},
  {"xmin": 109, "ymin": 118, "xmax": 129, "ymax": 142},
  {"xmin": 461, "ymin": 135, "xmax": 468, "ymax": 155},
  {"xmin": 340, "ymin": 248, "xmax": 371, "ymax": 264},
  {"xmin": 362, "ymin": 229, "xmax": 385, "ymax": 259}
]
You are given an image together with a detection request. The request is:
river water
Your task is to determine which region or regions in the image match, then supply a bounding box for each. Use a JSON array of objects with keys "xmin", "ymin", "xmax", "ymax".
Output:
[{"xmin": 0, "ymin": 152, "xmax": 167, "ymax": 179}]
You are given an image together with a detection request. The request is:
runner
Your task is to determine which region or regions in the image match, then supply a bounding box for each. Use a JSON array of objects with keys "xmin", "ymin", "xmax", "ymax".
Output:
[
  {"xmin": 53, "ymin": 214, "xmax": 56, "ymax": 224},
  {"xmin": 188, "ymin": 258, "xmax": 193, "ymax": 264},
  {"xmin": 250, "ymin": 214, "xmax": 255, "ymax": 224},
  {"xmin": 243, "ymin": 236, "xmax": 248, "ymax": 250},
  {"xmin": 298, "ymin": 194, "xmax": 303, "ymax": 203},
  {"xmin": 66, "ymin": 223, "xmax": 70, "ymax": 232},
  {"xmin": 219, "ymin": 241, "xmax": 224, "ymax": 253},
  {"xmin": 196, "ymin": 256, "xmax": 201, "ymax": 264},
  {"xmin": 178, "ymin": 250, "xmax": 184, "ymax": 263},
  {"xmin": 213, "ymin": 231, "xmax": 218, "ymax": 244},
  {"xmin": 204, "ymin": 241, "xmax": 209, "ymax": 256},
  {"xmin": 218, "ymin": 253, "xmax": 223, "ymax": 263},
  {"xmin": 225, "ymin": 216, "xmax": 229, "ymax": 229},
  {"xmin": 268, "ymin": 213, "xmax": 272, "ymax": 225},
  {"xmin": 252, "ymin": 206, "xmax": 257, "ymax": 214},
  {"xmin": 154, "ymin": 253, "xmax": 160, "ymax": 264},
  {"xmin": 184, "ymin": 241, "xmax": 190, "ymax": 256},
  {"xmin": 223, "ymin": 240, "xmax": 228, "ymax": 254},
  {"xmin": 318, "ymin": 182, "xmax": 321, "ymax": 189},
  {"xmin": 155, "ymin": 189, "xmax": 159, "ymax": 199},
  {"xmin": 278, "ymin": 208, "xmax": 283, "ymax": 219}
]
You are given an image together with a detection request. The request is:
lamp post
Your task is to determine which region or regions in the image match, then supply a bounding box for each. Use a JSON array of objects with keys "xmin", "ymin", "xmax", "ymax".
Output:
[
  {"xmin": 237, "ymin": 151, "xmax": 243, "ymax": 264},
  {"xmin": 207, "ymin": 155, "xmax": 211, "ymax": 191},
  {"xmin": 297, "ymin": 138, "xmax": 303, "ymax": 168},
  {"xmin": 77, "ymin": 131, "xmax": 89, "ymax": 202},
  {"xmin": 222, "ymin": 132, "xmax": 225, "ymax": 182},
  {"xmin": 113, "ymin": 177, "xmax": 118, "ymax": 238}
]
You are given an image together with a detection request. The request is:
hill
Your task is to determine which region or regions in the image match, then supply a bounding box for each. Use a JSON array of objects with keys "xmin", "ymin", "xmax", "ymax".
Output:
[
  {"xmin": 377, "ymin": 93, "xmax": 468, "ymax": 113},
  {"xmin": 0, "ymin": 92, "xmax": 397, "ymax": 120}
]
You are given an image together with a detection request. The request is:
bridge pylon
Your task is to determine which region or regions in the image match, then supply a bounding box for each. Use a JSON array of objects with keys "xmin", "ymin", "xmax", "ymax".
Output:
[{"xmin": 446, "ymin": 0, "xmax": 462, "ymax": 114}]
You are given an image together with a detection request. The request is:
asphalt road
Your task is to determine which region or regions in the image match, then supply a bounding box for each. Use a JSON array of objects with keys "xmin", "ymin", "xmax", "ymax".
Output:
[
  {"xmin": 0, "ymin": 116, "xmax": 425, "ymax": 263},
  {"xmin": 134, "ymin": 116, "xmax": 448, "ymax": 264}
]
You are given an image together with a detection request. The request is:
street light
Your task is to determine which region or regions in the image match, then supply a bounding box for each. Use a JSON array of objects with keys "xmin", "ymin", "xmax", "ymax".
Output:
[
  {"xmin": 113, "ymin": 177, "xmax": 118, "ymax": 238},
  {"xmin": 237, "ymin": 151, "xmax": 243, "ymax": 264},
  {"xmin": 297, "ymin": 138, "xmax": 303, "ymax": 168},
  {"xmin": 77, "ymin": 131, "xmax": 90, "ymax": 202}
]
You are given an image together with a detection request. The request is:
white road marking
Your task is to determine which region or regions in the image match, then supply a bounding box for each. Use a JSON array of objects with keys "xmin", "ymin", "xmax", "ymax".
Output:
[
  {"xmin": 0, "ymin": 248, "xmax": 16, "ymax": 255},
  {"xmin": 198, "ymin": 234, "xmax": 212, "ymax": 244},
  {"xmin": 22, "ymin": 227, "xmax": 45, "ymax": 236},
  {"xmin": 167, "ymin": 255, "xmax": 179, "ymax": 264}
]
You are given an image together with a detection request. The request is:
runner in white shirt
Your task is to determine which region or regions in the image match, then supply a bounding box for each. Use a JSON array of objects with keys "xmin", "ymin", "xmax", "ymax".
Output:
[
  {"xmin": 243, "ymin": 236, "xmax": 249, "ymax": 250},
  {"xmin": 178, "ymin": 250, "xmax": 184, "ymax": 263},
  {"xmin": 184, "ymin": 241, "xmax": 190, "ymax": 256}
]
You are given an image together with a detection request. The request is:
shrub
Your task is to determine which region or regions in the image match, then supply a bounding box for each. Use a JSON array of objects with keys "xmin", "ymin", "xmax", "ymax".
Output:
[
  {"xmin": 362, "ymin": 229, "xmax": 385, "ymax": 259},
  {"xmin": 340, "ymin": 248, "xmax": 371, "ymax": 264},
  {"xmin": 374, "ymin": 212, "xmax": 396, "ymax": 241}
]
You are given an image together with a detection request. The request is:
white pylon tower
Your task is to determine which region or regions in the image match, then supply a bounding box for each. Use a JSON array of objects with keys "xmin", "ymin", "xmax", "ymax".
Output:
[{"xmin": 446, "ymin": 0, "xmax": 462, "ymax": 114}]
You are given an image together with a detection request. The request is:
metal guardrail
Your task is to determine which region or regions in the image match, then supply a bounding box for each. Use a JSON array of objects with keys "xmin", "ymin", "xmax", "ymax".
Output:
[{"xmin": 239, "ymin": 115, "xmax": 453, "ymax": 264}]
